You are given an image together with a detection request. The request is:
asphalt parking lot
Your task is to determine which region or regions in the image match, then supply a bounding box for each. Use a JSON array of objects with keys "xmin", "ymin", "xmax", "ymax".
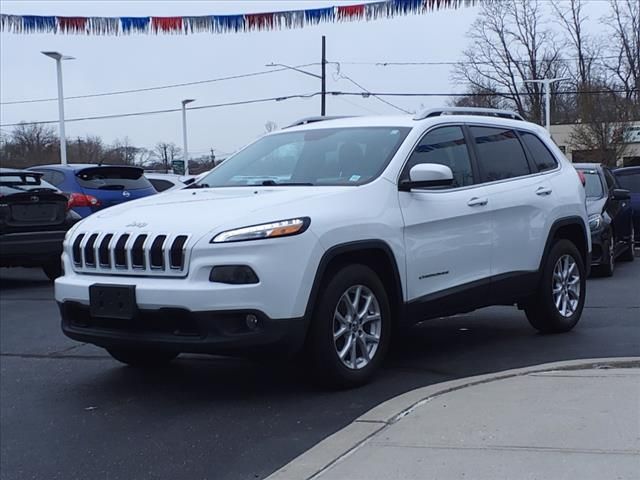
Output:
[{"xmin": 1, "ymin": 258, "xmax": 639, "ymax": 480}]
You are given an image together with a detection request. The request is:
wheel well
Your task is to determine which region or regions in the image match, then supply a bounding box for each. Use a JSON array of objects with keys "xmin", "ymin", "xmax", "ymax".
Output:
[
  {"xmin": 309, "ymin": 246, "xmax": 403, "ymax": 323},
  {"xmin": 552, "ymin": 223, "xmax": 588, "ymax": 264}
]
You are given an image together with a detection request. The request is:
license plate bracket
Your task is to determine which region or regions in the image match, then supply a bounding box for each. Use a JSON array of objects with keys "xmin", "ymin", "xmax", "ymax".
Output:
[{"xmin": 89, "ymin": 284, "xmax": 137, "ymax": 320}]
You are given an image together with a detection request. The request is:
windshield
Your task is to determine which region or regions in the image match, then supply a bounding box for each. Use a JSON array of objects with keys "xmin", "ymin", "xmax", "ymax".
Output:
[
  {"xmin": 615, "ymin": 172, "xmax": 640, "ymax": 193},
  {"xmin": 195, "ymin": 127, "xmax": 411, "ymax": 187},
  {"xmin": 578, "ymin": 169, "xmax": 604, "ymax": 198}
]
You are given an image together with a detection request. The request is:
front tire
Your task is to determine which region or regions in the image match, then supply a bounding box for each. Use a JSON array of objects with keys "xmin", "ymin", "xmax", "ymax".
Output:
[
  {"xmin": 307, "ymin": 264, "xmax": 391, "ymax": 388},
  {"xmin": 620, "ymin": 224, "xmax": 635, "ymax": 262},
  {"xmin": 595, "ymin": 231, "xmax": 615, "ymax": 277},
  {"xmin": 525, "ymin": 239, "xmax": 586, "ymax": 333},
  {"xmin": 107, "ymin": 348, "xmax": 178, "ymax": 367}
]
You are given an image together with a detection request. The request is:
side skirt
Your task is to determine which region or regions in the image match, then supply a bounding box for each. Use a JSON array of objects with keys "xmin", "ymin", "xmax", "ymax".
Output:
[{"xmin": 403, "ymin": 271, "xmax": 540, "ymax": 326}]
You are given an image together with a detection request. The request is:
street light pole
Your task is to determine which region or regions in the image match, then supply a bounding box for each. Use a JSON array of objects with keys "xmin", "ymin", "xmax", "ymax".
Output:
[
  {"xmin": 42, "ymin": 51, "xmax": 74, "ymax": 165},
  {"xmin": 181, "ymin": 99, "xmax": 195, "ymax": 176},
  {"xmin": 524, "ymin": 77, "xmax": 569, "ymax": 131}
]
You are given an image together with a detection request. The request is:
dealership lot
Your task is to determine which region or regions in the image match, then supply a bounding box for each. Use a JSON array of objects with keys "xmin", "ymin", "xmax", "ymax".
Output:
[{"xmin": 1, "ymin": 260, "xmax": 639, "ymax": 480}]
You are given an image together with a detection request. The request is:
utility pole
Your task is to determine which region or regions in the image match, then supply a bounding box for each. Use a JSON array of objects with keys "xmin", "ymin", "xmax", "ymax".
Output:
[
  {"xmin": 321, "ymin": 35, "xmax": 326, "ymax": 117},
  {"xmin": 524, "ymin": 77, "xmax": 569, "ymax": 131}
]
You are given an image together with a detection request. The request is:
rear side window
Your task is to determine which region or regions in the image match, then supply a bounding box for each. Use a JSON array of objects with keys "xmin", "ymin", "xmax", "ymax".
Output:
[
  {"xmin": 402, "ymin": 126, "xmax": 474, "ymax": 188},
  {"xmin": 470, "ymin": 126, "xmax": 531, "ymax": 182},
  {"xmin": 149, "ymin": 178, "xmax": 174, "ymax": 192},
  {"xmin": 76, "ymin": 167, "xmax": 152, "ymax": 191},
  {"xmin": 519, "ymin": 132, "xmax": 558, "ymax": 172},
  {"xmin": 36, "ymin": 169, "xmax": 66, "ymax": 187}
]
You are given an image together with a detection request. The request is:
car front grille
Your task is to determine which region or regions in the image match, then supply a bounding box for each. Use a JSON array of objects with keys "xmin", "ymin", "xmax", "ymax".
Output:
[{"xmin": 70, "ymin": 231, "xmax": 190, "ymax": 277}]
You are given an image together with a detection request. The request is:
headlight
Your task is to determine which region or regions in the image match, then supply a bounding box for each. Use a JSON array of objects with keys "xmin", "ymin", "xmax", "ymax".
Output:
[
  {"xmin": 211, "ymin": 217, "xmax": 310, "ymax": 243},
  {"xmin": 588, "ymin": 214, "xmax": 603, "ymax": 231}
]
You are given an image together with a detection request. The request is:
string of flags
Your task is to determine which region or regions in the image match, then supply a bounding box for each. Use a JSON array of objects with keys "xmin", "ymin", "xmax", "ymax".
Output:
[{"xmin": 0, "ymin": 0, "xmax": 477, "ymax": 36}]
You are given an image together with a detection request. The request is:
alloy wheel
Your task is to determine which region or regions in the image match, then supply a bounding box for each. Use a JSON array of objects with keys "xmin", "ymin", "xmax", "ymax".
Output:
[
  {"xmin": 552, "ymin": 254, "xmax": 581, "ymax": 317},
  {"xmin": 333, "ymin": 285, "xmax": 382, "ymax": 370}
]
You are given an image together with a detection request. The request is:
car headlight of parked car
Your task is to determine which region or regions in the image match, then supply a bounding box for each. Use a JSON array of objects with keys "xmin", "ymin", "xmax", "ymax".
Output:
[
  {"xmin": 588, "ymin": 213, "xmax": 603, "ymax": 231},
  {"xmin": 211, "ymin": 217, "xmax": 310, "ymax": 243}
]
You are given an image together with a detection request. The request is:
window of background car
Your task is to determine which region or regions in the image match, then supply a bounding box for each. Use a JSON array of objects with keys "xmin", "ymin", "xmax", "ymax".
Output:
[
  {"xmin": 149, "ymin": 178, "xmax": 174, "ymax": 192},
  {"xmin": 401, "ymin": 126, "xmax": 474, "ymax": 188},
  {"xmin": 76, "ymin": 167, "xmax": 153, "ymax": 191},
  {"xmin": 615, "ymin": 172, "xmax": 640, "ymax": 193},
  {"xmin": 0, "ymin": 173, "xmax": 57, "ymax": 195},
  {"xmin": 35, "ymin": 170, "xmax": 66, "ymax": 187},
  {"xmin": 195, "ymin": 127, "xmax": 411, "ymax": 187},
  {"xmin": 470, "ymin": 126, "xmax": 531, "ymax": 182},
  {"xmin": 519, "ymin": 132, "xmax": 558, "ymax": 172},
  {"xmin": 578, "ymin": 169, "xmax": 604, "ymax": 198}
]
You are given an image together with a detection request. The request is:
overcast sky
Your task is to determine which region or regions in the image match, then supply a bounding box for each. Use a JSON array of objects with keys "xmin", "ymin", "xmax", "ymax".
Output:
[{"xmin": 0, "ymin": 1, "xmax": 610, "ymax": 158}]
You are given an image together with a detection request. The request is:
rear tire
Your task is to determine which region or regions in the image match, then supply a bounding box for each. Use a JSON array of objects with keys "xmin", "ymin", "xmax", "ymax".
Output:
[
  {"xmin": 306, "ymin": 264, "xmax": 391, "ymax": 388},
  {"xmin": 42, "ymin": 260, "xmax": 62, "ymax": 281},
  {"xmin": 107, "ymin": 348, "xmax": 178, "ymax": 367},
  {"xmin": 525, "ymin": 239, "xmax": 585, "ymax": 334}
]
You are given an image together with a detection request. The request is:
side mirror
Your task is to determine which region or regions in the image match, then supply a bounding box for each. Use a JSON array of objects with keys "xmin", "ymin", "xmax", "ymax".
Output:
[
  {"xmin": 399, "ymin": 163, "xmax": 454, "ymax": 191},
  {"xmin": 612, "ymin": 188, "xmax": 630, "ymax": 201}
]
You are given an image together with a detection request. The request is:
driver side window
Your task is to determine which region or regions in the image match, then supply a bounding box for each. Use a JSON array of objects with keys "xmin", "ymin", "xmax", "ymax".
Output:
[{"xmin": 402, "ymin": 126, "xmax": 474, "ymax": 188}]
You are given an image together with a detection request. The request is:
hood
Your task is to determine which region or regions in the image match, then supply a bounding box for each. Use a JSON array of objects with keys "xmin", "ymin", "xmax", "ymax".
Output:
[
  {"xmin": 585, "ymin": 196, "xmax": 606, "ymax": 216},
  {"xmin": 76, "ymin": 186, "xmax": 346, "ymax": 241}
]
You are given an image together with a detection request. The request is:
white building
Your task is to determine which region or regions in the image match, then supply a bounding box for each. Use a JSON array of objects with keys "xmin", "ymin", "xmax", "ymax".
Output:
[{"xmin": 550, "ymin": 121, "xmax": 640, "ymax": 166}]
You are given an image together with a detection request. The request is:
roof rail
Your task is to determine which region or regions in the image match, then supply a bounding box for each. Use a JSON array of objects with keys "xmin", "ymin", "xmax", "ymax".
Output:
[
  {"xmin": 414, "ymin": 107, "xmax": 525, "ymax": 121},
  {"xmin": 284, "ymin": 115, "xmax": 354, "ymax": 129}
]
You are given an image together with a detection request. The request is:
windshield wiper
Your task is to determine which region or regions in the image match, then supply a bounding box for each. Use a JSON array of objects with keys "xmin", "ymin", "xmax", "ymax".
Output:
[
  {"xmin": 260, "ymin": 180, "xmax": 314, "ymax": 186},
  {"xmin": 186, "ymin": 183, "xmax": 210, "ymax": 189}
]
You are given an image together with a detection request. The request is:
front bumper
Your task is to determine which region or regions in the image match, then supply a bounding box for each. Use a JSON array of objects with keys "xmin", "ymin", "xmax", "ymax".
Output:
[
  {"xmin": 60, "ymin": 301, "xmax": 306, "ymax": 355},
  {"xmin": 0, "ymin": 231, "xmax": 66, "ymax": 266}
]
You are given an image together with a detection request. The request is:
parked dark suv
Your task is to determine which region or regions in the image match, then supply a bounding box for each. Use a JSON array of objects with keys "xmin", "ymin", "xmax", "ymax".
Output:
[
  {"xmin": 613, "ymin": 166, "xmax": 640, "ymax": 247},
  {"xmin": 574, "ymin": 164, "xmax": 634, "ymax": 276},
  {"xmin": 0, "ymin": 169, "xmax": 81, "ymax": 280}
]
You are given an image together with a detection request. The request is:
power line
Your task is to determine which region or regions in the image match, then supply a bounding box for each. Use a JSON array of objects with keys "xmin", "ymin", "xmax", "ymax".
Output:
[
  {"xmin": 329, "ymin": 89, "xmax": 636, "ymax": 97},
  {"xmin": 0, "ymin": 92, "xmax": 320, "ymax": 127},
  {"xmin": 333, "ymin": 64, "xmax": 410, "ymax": 114},
  {"xmin": 332, "ymin": 55, "xmax": 622, "ymax": 67},
  {"xmin": 0, "ymin": 64, "xmax": 319, "ymax": 106},
  {"xmin": 2, "ymin": 88, "xmax": 635, "ymax": 128}
]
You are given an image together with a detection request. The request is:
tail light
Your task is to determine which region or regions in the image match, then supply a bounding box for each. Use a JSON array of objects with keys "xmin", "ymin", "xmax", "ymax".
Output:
[
  {"xmin": 67, "ymin": 193, "xmax": 101, "ymax": 209},
  {"xmin": 576, "ymin": 169, "xmax": 586, "ymax": 187}
]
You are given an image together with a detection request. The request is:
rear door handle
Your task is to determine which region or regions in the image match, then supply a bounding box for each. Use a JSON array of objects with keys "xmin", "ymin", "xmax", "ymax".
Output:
[
  {"xmin": 467, "ymin": 197, "xmax": 488, "ymax": 207},
  {"xmin": 536, "ymin": 186, "xmax": 552, "ymax": 196}
]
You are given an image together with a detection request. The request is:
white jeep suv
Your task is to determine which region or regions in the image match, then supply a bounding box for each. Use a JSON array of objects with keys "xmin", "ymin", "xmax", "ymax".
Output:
[{"xmin": 56, "ymin": 108, "xmax": 590, "ymax": 387}]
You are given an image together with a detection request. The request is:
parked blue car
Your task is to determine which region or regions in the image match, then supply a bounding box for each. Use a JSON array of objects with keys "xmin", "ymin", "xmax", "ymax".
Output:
[
  {"xmin": 28, "ymin": 164, "xmax": 157, "ymax": 218},
  {"xmin": 613, "ymin": 166, "xmax": 640, "ymax": 246}
]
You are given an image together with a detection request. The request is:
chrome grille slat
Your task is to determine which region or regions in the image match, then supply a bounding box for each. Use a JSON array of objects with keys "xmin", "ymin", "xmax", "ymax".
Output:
[{"xmin": 69, "ymin": 231, "xmax": 190, "ymax": 277}]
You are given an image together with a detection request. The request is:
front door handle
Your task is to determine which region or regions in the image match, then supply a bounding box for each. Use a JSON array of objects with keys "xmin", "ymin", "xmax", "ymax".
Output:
[
  {"xmin": 467, "ymin": 197, "xmax": 488, "ymax": 207},
  {"xmin": 536, "ymin": 186, "xmax": 553, "ymax": 196}
]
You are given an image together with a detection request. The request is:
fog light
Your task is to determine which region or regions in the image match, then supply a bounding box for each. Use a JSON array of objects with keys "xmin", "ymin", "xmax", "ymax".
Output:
[
  {"xmin": 209, "ymin": 265, "xmax": 259, "ymax": 284},
  {"xmin": 246, "ymin": 314, "xmax": 259, "ymax": 330}
]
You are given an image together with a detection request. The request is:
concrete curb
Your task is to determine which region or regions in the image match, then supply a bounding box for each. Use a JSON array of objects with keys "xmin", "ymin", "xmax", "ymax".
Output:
[{"xmin": 266, "ymin": 357, "xmax": 640, "ymax": 480}]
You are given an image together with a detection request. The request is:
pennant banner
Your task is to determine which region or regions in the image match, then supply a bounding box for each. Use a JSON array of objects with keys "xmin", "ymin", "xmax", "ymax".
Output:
[{"xmin": 0, "ymin": 0, "xmax": 477, "ymax": 35}]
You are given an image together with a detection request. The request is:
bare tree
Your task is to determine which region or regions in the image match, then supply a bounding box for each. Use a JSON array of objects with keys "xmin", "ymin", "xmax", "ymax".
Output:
[
  {"xmin": 603, "ymin": 0, "xmax": 640, "ymax": 103},
  {"xmin": 0, "ymin": 123, "xmax": 58, "ymax": 167},
  {"xmin": 152, "ymin": 142, "xmax": 181, "ymax": 172},
  {"xmin": 264, "ymin": 121, "xmax": 278, "ymax": 133},
  {"xmin": 453, "ymin": 0, "xmax": 565, "ymax": 121}
]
